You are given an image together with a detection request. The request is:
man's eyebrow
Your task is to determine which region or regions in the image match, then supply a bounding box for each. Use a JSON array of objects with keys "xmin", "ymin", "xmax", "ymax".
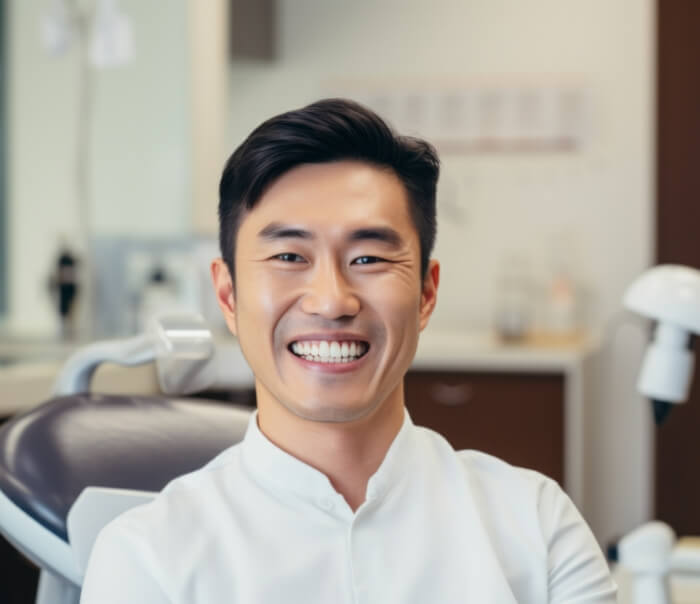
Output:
[
  {"xmin": 257, "ymin": 223, "xmax": 314, "ymax": 240},
  {"xmin": 348, "ymin": 227, "xmax": 403, "ymax": 247},
  {"xmin": 257, "ymin": 223, "xmax": 404, "ymax": 247}
]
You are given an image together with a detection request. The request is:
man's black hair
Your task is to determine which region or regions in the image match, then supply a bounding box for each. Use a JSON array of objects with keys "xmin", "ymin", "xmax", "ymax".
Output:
[{"xmin": 218, "ymin": 98, "xmax": 440, "ymax": 283}]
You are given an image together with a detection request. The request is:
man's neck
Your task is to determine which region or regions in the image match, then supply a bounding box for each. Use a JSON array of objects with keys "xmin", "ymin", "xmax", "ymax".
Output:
[{"xmin": 256, "ymin": 392, "xmax": 405, "ymax": 512}]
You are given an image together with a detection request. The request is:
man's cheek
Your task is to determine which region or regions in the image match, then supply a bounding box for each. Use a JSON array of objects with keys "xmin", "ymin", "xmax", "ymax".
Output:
[
  {"xmin": 253, "ymin": 272, "xmax": 297, "ymax": 312},
  {"xmin": 385, "ymin": 290, "xmax": 421, "ymax": 319},
  {"xmin": 389, "ymin": 297, "xmax": 423, "ymax": 347}
]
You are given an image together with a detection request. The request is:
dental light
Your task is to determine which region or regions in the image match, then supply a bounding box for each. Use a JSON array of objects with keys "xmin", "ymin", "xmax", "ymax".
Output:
[{"xmin": 623, "ymin": 264, "xmax": 700, "ymax": 424}]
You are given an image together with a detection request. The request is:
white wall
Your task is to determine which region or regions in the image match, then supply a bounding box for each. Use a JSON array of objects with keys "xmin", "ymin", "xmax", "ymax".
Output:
[
  {"xmin": 224, "ymin": 0, "xmax": 655, "ymax": 545},
  {"xmin": 7, "ymin": 0, "xmax": 192, "ymax": 334},
  {"xmin": 5, "ymin": 0, "xmax": 655, "ymax": 546}
]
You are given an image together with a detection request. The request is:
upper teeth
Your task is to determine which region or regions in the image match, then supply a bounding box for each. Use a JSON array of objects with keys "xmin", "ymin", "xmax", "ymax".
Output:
[{"xmin": 291, "ymin": 340, "xmax": 367, "ymax": 360}]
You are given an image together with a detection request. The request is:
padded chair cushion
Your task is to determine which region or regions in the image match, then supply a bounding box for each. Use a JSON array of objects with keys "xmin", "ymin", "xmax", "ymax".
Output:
[{"xmin": 0, "ymin": 394, "xmax": 253, "ymax": 541}]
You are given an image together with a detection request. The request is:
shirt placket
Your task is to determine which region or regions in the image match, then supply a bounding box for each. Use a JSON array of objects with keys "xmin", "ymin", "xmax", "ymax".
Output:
[{"xmin": 345, "ymin": 487, "xmax": 384, "ymax": 604}]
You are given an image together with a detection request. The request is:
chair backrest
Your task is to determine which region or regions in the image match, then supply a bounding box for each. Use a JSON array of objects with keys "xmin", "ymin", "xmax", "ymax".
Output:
[{"xmin": 0, "ymin": 394, "xmax": 253, "ymax": 542}]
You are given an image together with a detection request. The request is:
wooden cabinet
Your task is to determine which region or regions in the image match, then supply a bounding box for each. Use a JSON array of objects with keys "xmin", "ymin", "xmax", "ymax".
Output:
[{"xmin": 404, "ymin": 370, "xmax": 565, "ymax": 484}]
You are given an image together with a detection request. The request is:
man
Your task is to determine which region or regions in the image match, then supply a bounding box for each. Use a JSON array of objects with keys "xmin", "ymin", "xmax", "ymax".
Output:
[{"xmin": 81, "ymin": 99, "xmax": 616, "ymax": 602}]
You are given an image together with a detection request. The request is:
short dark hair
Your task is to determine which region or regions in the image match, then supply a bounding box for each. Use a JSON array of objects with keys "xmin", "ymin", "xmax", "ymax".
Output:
[{"xmin": 218, "ymin": 98, "xmax": 440, "ymax": 283}]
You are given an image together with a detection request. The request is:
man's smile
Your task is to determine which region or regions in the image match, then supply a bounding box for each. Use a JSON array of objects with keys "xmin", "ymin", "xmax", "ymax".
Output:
[
  {"xmin": 288, "ymin": 339, "xmax": 370, "ymax": 363},
  {"xmin": 285, "ymin": 333, "xmax": 372, "ymax": 373}
]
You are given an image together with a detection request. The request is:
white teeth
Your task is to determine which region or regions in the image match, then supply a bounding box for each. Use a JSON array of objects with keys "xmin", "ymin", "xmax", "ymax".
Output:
[{"xmin": 291, "ymin": 339, "xmax": 368, "ymax": 363}]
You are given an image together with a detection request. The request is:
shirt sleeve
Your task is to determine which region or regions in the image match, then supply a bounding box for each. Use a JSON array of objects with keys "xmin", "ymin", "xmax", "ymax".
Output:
[
  {"xmin": 80, "ymin": 521, "xmax": 171, "ymax": 604},
  {"xmin": 538, "ymin": 478, "xmax": 618, "ymax": 603}
]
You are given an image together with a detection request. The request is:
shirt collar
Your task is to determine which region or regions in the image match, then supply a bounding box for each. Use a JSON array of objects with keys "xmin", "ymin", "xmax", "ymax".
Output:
[{"xmin": 240, "ymin": 408, "xmax": 417, "ymax": 506}]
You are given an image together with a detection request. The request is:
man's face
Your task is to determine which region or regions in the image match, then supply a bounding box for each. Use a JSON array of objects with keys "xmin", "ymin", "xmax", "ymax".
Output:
[{"xmin": 212, "ymin": 161, "xmax": 439, "ymax": 423}]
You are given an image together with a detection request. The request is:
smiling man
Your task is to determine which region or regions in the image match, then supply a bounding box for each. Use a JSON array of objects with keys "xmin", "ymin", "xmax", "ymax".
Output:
[{"xmin": 81, "ymin": 99, "xmax": 616, "ymax": 603}]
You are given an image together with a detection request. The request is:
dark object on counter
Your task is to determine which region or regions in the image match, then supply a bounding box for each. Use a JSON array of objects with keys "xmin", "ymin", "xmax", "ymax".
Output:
[{"xmin": 49, "ymin": 247, "xmax": 80, "ymax": 339}]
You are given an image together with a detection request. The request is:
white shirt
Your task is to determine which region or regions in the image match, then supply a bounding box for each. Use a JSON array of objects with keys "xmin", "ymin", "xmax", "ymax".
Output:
[{"xmin": 81, "ymin": 410, "xmax": 617, "ymax": 603}]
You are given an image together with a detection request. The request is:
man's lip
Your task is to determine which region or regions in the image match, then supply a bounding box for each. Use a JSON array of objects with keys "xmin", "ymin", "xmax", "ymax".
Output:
[
  {"xmin": 287, "ymin": 333, "xmax": 370, "ymax": 344},
  {"xmin": 290, "ymin": 352, "xmax": 369, "ymax": 372}
]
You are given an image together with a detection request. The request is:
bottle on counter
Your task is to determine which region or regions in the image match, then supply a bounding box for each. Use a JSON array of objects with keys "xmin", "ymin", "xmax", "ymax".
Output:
[
  {"xmin": 492, "ymin": 252, "xmax": 536, "ymax": 342},
  {"xmin": 545, "ymin": 268, "xmax": 578, "ymax": 334},
  {"xmin": 137, "ymin": 264, "xmax": 183, "ymax": 332}
]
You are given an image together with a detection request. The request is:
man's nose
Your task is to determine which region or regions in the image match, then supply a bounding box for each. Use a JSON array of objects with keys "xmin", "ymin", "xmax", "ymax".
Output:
[{"xmin": 300, "ymin": 262, "xmax": 360, "ymax": 319}]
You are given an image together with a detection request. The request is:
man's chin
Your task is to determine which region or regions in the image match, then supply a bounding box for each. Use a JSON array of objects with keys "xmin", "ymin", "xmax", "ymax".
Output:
[{"xmin": 281, "ymin": 399, "xmax": 378, "ymax": 424}]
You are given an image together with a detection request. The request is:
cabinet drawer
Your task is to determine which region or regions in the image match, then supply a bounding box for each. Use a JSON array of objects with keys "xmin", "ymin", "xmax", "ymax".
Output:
[{"xmin": 404, "ymin": 371, "xmax": 565, "ymax": 483}]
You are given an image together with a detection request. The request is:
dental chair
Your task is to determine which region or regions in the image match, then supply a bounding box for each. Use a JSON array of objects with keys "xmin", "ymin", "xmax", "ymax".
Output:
[{"xmin": 0, "ymin": 313, "xmax": 254, "ymax": 604}]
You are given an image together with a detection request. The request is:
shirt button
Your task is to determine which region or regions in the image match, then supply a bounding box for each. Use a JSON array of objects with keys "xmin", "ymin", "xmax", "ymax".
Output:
[{"xmin": 318, "ymin": 497, "xmax": 334, "ymax": 511}]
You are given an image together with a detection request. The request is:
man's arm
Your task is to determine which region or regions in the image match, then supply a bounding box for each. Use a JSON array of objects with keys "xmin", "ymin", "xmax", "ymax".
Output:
[
  {"xmin": 80, "ymin": 521, "xmax": 170, "ymax": 604},
  {"xmin": 539, "ymin": 478, "xmax": 617, "ymax": 603}
]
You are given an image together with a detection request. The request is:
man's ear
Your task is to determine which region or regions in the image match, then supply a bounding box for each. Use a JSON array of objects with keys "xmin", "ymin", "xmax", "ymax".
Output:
[
  {"xmin": 419, "ymin": 259, "xmax": 440, "ymax": 331},
  {"xmin": 210, "ymin": 258, "xmax": 238, "ymax": 336}
]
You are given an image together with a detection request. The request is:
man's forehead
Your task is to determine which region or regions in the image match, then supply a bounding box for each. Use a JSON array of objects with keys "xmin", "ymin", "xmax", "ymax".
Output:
[
  {"xmin": 239, "ymin": 161, "xmax": 416, "ymax": 236},
  {"xmin": 264, "ymin": 160, "xmax": 399, "ymax": 191}
]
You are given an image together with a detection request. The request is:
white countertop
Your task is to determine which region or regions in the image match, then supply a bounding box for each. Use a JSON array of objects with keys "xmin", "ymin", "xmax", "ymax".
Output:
[
  {"xmin": 0, "ymin": 332, "xmax": 88, "ymax": 362},
  {"xmin": 413, "ymin": 329, "xmax": 597, "ymax": 373}
]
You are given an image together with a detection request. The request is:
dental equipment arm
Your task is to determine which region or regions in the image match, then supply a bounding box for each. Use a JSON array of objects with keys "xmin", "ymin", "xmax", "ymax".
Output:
[{"xmin": 52, "ymin": 312, "xmax": 214, "ymax": 397}]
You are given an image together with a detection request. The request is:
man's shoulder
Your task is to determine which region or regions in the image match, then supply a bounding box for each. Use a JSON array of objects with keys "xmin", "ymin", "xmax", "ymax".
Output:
[
  {"xmin": 414, "ymin": 424, "xmax": 556, "ymax": 496},
  {"xmin": 457, "ymin": 447, "xmax": 554, "ymax": 489},
  {"xmin": 412, "ymin": 424, "xmax": 568, "ymax": 527},
  {"xmin": 456, "ymin": 447, "xmax": 569, "ymax": 512}
]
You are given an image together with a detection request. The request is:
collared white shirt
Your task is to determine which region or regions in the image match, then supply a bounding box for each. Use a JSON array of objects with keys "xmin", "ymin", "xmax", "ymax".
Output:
[{"xmin": 81, "ymin": 410, "xmax": 617, "ymax": 603}]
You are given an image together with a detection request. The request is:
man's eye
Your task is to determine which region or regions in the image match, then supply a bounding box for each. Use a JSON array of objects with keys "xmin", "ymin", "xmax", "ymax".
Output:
[
  {"xmin": 352, "ymin": 256, "xmax": 384, "ymax": 265},
  {"xmin": 274, "ymin": 253, "xmax": 305, "ymax": 263}
]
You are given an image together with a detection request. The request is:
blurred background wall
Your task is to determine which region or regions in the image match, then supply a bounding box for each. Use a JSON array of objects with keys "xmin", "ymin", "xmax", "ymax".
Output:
[{"xmin": 2, "ymin": 0, "xmax": 655, "ymax": 548}]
